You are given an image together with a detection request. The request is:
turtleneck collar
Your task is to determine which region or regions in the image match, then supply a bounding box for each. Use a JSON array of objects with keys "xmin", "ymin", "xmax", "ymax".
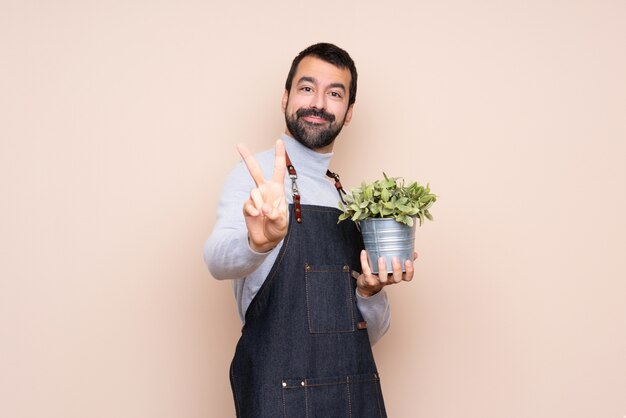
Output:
[{"xmin": 280, "ymin": 133, "xmax": 334, "ymax": 176}]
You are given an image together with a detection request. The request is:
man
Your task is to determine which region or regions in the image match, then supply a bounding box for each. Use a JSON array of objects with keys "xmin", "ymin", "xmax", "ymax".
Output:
[{"xmin": 204, "ymin": 43, "xmax": 415, "ymax": 417}]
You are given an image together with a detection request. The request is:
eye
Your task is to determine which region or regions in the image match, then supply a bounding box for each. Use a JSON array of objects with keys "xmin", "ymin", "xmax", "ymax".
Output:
[
  {"xmin": 300, "ymin": 86, "xmax": 313, "ymax": 93},
  {"xmin": 329, "ymin": 91, "xmax": 343, "ymax": 99}
]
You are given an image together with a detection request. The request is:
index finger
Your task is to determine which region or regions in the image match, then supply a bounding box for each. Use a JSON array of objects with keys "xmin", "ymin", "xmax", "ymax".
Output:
[
  {"xmin": 360, "ymin": 250, "xmax": 372, "ymax": 276},
  {"xmin": 237, "ymin": 143, "xmax": 265, "ymax": 186},
  {"xmin": 272, "ymin": 139, "xmax": 287, "ymax": 183}
]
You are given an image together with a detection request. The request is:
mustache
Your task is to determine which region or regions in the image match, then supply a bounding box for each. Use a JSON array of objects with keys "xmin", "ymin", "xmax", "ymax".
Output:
[{"xmin": 296, "ymin": 108, "xmax": 335, "ymax": 123}]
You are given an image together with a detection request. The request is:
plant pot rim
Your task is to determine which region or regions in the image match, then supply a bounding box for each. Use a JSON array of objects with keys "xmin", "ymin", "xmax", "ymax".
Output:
[{"xmin": 359, "ymin": 217, "xmax": 417, "ymax": 224}]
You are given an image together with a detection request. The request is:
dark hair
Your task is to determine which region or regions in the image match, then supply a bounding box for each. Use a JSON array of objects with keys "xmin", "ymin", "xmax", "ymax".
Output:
[{"xmin": 285, "ymin": 43, "xmax": 358, "ymax": 105}]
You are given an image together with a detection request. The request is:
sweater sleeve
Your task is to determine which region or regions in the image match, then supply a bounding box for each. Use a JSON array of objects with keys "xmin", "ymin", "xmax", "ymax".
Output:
[
  {"xmin": 203, "ymin": 162, "xmax": 277, "ymax": 280},
  {"xmin": 356, "ymin": 289, "xmax": 391, "ymax": 346}
]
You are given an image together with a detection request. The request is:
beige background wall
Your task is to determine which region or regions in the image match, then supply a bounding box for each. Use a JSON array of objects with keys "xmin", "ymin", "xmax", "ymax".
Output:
[{"xmin": 2, "ymin": 1, "xmax": 625, "ymax": 417}]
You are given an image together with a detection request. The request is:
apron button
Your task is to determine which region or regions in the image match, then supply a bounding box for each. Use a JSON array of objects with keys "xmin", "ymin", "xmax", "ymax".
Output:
[
  {"xmin": 282, "ymin": 381, "xmax": 287, "ymax": 387},
  {"xmin": 343, "ymin": 265, "xmax": 350, "ymax": 272}
]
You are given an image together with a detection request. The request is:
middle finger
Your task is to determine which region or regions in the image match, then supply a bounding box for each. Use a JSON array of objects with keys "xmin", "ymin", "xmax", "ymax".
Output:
[
  {"xmin": 377, "ymin": 257, "xmax": 388, "ymax": 284},
  {"xmin": 391, "ymin": 256, "xmax": 403, "ymax": 283}
]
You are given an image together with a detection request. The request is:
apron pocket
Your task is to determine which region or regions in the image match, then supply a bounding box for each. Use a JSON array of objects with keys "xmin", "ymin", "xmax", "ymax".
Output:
[
  {"xmin": 281, "ymin": 373, "xmax": 385, "ymax": 418},
  {"xmin": 304, "ymin": 263, "xmax": 355, "ymax": 333},
  {"xmin": 348, "ymin": 373, "xmax": 386, "ymax": 417}
]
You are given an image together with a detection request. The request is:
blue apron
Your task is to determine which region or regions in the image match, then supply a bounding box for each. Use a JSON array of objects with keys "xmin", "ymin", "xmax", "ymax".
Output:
[{"xmin": 230, "ymin": 204, "xmax": 387, "ymax": 417}]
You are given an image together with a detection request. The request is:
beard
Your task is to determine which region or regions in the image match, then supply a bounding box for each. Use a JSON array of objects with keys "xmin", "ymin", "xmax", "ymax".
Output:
[{"xmin": 284, "ymin": 106, "xmax": 347, "ymax": 150}]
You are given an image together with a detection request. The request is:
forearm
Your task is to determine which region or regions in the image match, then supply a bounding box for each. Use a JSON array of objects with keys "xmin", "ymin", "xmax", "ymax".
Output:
[
  {"xmin": 204, "ymin": 160, "xmax": 276, "ymax": 280},
  {"xmin": 356, "ymin": 289, "xmax": 390, "ymax": 346},
  {"xmin": 204, "ymin": 227, "xmax": 275, "ymax": 280}
]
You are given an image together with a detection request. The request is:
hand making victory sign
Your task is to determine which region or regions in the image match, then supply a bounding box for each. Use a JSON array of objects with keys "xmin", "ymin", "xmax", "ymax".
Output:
[{"xmin": 237, "ymin": 140, "xmax": 288, "ymax": 253}]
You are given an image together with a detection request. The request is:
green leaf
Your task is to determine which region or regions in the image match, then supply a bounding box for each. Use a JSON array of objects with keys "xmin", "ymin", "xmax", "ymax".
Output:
[
  {"xmin": 394, "ymin": 215, "xmax": 413, "ymax": 227},
  {"xmin": 380, "ymin": 187, "xmax": 391, "ymax": 202},
  {"xmin": 335, "ymin": 172, "xmax": 437, "ymax": 225}
]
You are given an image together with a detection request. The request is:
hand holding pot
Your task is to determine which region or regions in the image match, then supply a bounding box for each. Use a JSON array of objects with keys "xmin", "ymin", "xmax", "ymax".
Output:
[{"xmin": 355, "ymin": 250, "xmax": 418, "ymax": 297}]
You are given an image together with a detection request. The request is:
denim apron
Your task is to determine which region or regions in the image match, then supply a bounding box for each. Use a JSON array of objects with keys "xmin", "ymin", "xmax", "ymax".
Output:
[{"xmin": 230, "ymin": 204, "xmax": 387, "ymax": 417}]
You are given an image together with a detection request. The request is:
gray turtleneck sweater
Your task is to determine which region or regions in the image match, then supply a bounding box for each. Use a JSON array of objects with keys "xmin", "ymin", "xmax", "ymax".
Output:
[{"xmin": 204, "ymin": 134, "xmax": 390, "ymax": 345}]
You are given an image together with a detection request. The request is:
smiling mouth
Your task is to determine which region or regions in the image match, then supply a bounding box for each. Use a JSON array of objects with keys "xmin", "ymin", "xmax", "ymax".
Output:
[
  {"xmin": 302, "ymin": 115, "xmax": 329, "ymax": 124},
  {"xmin": 296, "ymin": 108, "xmax": 335, "ymax": 124}
]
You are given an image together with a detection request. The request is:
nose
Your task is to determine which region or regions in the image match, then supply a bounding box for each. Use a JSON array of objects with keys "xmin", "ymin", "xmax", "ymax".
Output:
[{"xmin": 310, "ymin": 90, "xmax": 326, "ymax": 110}]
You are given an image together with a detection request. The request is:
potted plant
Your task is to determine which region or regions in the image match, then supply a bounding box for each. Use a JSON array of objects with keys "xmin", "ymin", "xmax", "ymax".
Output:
[{"xmin": 338, "ymin": 173, "xmax": 437, "ymax": 273}]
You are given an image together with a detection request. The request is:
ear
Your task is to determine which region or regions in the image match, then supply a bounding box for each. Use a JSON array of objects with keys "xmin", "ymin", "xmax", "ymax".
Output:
[
  {"xmin": 343, "ymin": 104, "xmax": 354, "ymax": 126},
  {"xmin": 281, "ymin": 90, "xmax": 289, "ymax": 112}
]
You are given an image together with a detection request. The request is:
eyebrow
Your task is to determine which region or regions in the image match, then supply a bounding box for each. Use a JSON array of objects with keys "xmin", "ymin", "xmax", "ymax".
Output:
[{"xmin": 297, "ymin": 76, "xmax": 346, "ymax": 92}]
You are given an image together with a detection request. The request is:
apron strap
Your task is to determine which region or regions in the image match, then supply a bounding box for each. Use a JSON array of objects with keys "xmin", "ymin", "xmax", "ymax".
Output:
[
  {"xmin": 285, "ymin": 151, "xmax": 347, "ymax": 224},
  {"xmin": 285, "ymin": 152, "xmax": 302, "ymax": 223}
]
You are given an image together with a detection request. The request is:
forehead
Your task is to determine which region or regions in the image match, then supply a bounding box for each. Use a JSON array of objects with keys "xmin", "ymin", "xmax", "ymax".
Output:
[{"xmin": 292, "ymin": 56, "xmax": 352, "ymax": 88}]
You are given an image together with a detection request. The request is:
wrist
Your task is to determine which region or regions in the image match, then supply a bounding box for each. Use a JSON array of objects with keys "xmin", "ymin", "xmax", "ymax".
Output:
[
  {"xmin": 248, "ymin": 236, "xmax": 276, "ymax": 254},
  {"xmin": 356, "ymin": 287, "xmax": 379, "ymax": 298}
]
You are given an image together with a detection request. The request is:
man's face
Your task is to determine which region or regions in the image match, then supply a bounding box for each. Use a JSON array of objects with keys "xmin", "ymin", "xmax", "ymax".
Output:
[{"xmin": 282, "ymin": 56, "xmax": 353, "ymax": 151}]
